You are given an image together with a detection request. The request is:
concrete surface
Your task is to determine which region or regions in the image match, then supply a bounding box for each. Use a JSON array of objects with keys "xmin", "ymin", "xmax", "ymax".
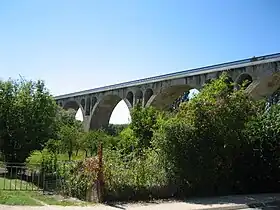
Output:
[{"xmin": 0, "ymin": 193, "xmax": 279, "ymax": 210}]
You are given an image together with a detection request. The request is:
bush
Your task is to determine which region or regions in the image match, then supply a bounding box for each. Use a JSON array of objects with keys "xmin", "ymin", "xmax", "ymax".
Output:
[
  {"xmin": 103, "ymin": 148, "xmax": 170, "ymax": 201},
  {"xmin": 26, "ymin": 149, "xmax": 57, "ymax": 173},
  {"xmin": 59, "ymin": 157, "xmax": 100, "ymax": 200},
  {"xmin": 153, "ymin": 74, "xmax": 279, "ymax": 197}
]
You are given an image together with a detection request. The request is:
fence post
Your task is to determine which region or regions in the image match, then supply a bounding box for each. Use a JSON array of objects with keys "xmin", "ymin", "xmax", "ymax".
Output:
[{"xmin": 97, "ymin": 142, "xmax": 104, "ymax": 203}]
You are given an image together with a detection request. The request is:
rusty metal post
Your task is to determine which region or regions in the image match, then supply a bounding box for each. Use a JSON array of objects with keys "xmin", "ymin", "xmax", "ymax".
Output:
[{"xmin": 97, "ymin": 142, "xmax": 104, "ymax": 202}]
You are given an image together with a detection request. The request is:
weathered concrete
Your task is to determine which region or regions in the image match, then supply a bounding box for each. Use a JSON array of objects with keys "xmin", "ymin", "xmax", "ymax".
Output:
[{"xmin": 55, "ymin": 53, "xmax": 280, "ymax": 131}]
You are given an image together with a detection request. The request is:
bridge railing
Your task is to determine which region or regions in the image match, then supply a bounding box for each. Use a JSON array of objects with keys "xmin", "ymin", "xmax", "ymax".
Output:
[{"xmin": 55, "ymin": 52, "xmax": 280, "ymax": 99}]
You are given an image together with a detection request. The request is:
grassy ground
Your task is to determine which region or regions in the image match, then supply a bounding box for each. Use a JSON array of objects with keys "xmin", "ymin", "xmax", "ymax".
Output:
[{"xmin": 0, "ymin": 177, "xmax": 91, "ymax": 206}]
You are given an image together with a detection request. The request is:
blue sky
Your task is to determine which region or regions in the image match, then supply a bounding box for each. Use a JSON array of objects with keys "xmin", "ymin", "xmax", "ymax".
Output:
[{"xmin": 1, "ymin": 0, "xmax": 280, "ymax": 123}]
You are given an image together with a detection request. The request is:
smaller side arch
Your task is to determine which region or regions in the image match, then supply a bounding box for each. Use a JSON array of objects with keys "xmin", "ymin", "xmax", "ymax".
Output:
[
  {"xmin": 135, "ymin": 89, "xmax": 143, "ymax": 106},
  {"xmin": 81, "ymin": 98, "xmax": 85, "ymax": 110},
  {"xmin": 144, "ymin": 88, "xmax": 153, "ymax": 106},
  {"xmin": 85, "ymin": 97, "xmax": 91, "ymax": 116},
  {"xmin": 126, "ymin": 91, "xmax": 133, "ymax": 106}
]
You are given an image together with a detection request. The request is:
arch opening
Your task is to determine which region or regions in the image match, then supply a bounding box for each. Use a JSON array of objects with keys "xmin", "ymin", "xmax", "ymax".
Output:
[
  {"xmin": 75, "ymin": 108, "xmax": 84, "ymax": 121},
  {"xmin": 90, "ymin": 95, "xmax": 132, "ymax": 130},
  {"xmin": 81, "ymin": 99, "xmax": 85, "ymax": 110},
  {"xmin": 170, "ymin": 88, "xmax": 200, "ymax": 111},
  {"xmin": 236, "ymin": 73, "xmax": 253, "ymax": 89},
  {"xmin": 144, "ymin": 89, "xmax": 153, "ymax": 106},
  {"xmin": 110, "ymin": 100, "xmax": 131, "ymax": 125},
  {"xmin": 63, "ymin": 100, "xmax": 84, "ymax": 122},
  {"xmin": 85, "ymin": 97, "xmax": 91, "ymax": 116},
  {"xmin": 188, "ymin": 88, "xmax": 200, "ymax": 100},
  {"xmin": 148, "ymin": 85, "xmax": 193, "ymax": 111},
  {"xmin": 135, "ymin": 90, "xmax": 143, "ymax": 105},
  {"xmin": 126, "ymin": 91, "xmax": 133, "ymax": 106}
]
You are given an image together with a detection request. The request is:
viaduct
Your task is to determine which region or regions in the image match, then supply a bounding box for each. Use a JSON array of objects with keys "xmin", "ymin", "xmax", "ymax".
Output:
[{"xmin": 55, "ymin": 53, "xmax": 280, "ymax": 131}]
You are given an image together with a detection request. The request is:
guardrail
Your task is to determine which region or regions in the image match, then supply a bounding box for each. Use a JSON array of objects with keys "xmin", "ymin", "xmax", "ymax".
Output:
[{"xmin": 54, "ymin": 52, "xmax": 280, "ymax": 100}]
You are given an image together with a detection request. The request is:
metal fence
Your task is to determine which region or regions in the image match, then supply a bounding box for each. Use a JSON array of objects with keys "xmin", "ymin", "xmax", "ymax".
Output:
[{"xmin": 0, "ymin": 162, "xmax": 62, "ymax": 192}]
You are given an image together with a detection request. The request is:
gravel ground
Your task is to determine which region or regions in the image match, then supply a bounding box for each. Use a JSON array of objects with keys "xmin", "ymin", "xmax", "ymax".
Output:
[
  {"xmin": 0, "ymin": 202, "xmax": 249, "ymax": 210},
  {"xmin": 0, "ymin": 193, "xmax": 279, "ymax": 210}
]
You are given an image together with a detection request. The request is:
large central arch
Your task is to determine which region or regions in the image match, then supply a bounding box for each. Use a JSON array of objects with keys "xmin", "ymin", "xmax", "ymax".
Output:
[
  {"xmin": 146, "ymin": 85, "xmax": 195, "ymax": 111},
  {"xmin": 89, "ymin": 94, "xmax": 132, "ymax": 130}
]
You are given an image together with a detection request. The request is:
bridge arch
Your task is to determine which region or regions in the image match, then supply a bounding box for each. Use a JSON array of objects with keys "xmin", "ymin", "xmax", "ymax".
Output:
[
  {"xmin": 62, "ymin": 99, "xmax": 85, "ymax": 121},
  {"xmin": 126, "ymin": 91, "xmax": 134, "ymax": 106},
  {"xmin": 146, "ymin": 84, "xmax": 193, "ymax": 111},
  {"xmin": 135, "ymin": 89, "xmax": 143, "ymax": 105},
  {"xmin": 85, "ymin": 96, "xmax": 97, "ymax": 116},
  {"xmin": 235, "ymin": 73, "xmax": 253, "ymax": 89},
  {"xmin": 89, "ymin": 94, "xmax": 132, "ymax": 130},
  {"xmin": 144, "ymin": 88, "xmax": 153, "ymax": 106}
]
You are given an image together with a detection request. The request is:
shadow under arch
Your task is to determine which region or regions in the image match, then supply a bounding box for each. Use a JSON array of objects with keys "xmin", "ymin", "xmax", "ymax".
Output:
[
  {"xmin": 146, "ymin": 84, "xmax": 194, "ymax": 111},
  {"xmin": 235, "ymin": 73, "xmax": 253, "ymax": 89},
  {"xmin": 89, "ymin": 95, "xmax": 132, "ymax": 130},
  {"xmin": 144, "ymin": 88, "xmax": 153, "ymax": 106},
  {"xmin": 62, "ymin": 100, "xmax": 85, "ymax": 121},
  {"xmin": 126, "ymin": 91, "xmax": 134, "ymax": 106}
]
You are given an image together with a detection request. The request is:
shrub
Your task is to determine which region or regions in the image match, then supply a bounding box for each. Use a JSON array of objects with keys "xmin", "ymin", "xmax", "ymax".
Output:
[
  {"xmin": 57, "ymin": 157, "xmax": 100, "ymax": 200},
  {"xmin": 26, "ymin": 149, "xmax": 57, "ymax": 173},
  {"xmin": 103, "ymin": 148, "xmax": 170, "ymax": 201}
]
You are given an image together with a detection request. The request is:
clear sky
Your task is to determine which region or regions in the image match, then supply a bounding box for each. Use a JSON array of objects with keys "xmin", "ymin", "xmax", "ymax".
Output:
[{"xmin": 1, "ymin": 0, "xmax": 280, "ymax": 123}]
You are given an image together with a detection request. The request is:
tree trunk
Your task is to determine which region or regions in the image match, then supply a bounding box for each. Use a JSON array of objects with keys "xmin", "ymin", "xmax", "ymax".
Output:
[
  {"xmin": 84, "ymin": 149, "xmax": 88, "ymax": 158},
  {"xmin": 68, "ymin": 151, "xmax": 72, "ymax": 161}
]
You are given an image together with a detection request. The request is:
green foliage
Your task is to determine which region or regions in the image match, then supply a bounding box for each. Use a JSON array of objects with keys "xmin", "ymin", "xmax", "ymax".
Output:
[
  {"xmin": 45, "ymin": 139, "xmax": 62, "ymax": 155},
  {"xmin": 3, "ymin": 73, "xmax": 279, "ymax": 202},
  {"xmin": 59, "ymin": 125, "xmax": 81, "ymax": 160},
  {"xmin": 56, "ymin": 108, "xmax": 83, "ymax": 129},
  {"xmin": 117, "ymin": 127, "xmax": 138, "ymax": 153},
  {"xmin": 25, "ymin": 149, "xmax": 57, "ymax": 173},
  {"xmin": 153, "ymin": 73, "xmax": 279, "ymax": 196},
  {"xmin": 81, "ymin": 130, "xmax": 103, "ymax": 157},
  {"xmin": 103, "ymin": 148, "xmax": 168, "ymax": 201},
  {"xmin": 105, "ymin": 124, "xmax": 128, "ymax": 136},
  {"xmin": 242, "ymin": 104, "xmax": 280, "ymax": 191},
  {"xmin": 59, "ymin": 158, "xmax": 100, "ymax": 200},
  {"xmin": 0, "ymin": 79, "xmax": 58, "ymax": 163},
  {"xmin": 130, "ymin": 105, "xmax": 158, "ymax": 150}
]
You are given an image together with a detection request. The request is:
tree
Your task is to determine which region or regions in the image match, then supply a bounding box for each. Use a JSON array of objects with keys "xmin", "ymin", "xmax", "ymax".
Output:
[
  {"xmin": 59, "ymin": 125, "xmax": 81, "ymax": 160},
  {"xmin": 154, "ymin": 73, "xmax": 264, "ymax": 195},
  {"xmin": 105, "ymin": 124, "xmax": 128, "ymax": 136},
  {"xmin": 80, "ymin": 131, "xmax": 99, "ymax": 157},
  {"xmin": 80, "ymin": 130, "xmax": 112, "ymax": 157},
  {"xmin": 243, "ymin": 104, "xmax": 280, "ymax": 192},
  {"xmin": 0, "ymin": 79, "xmax": 58, "ymax": 163},
  {"xmin": 117, "ymin": 127, "xmax": 138, "ymax": 154},
  {"xmin": 130, "ymin": 105, "xmax": 158, "ymax": 150},
  {"xmin": 56, "ymin": 107, "xmax": 83, "ymax": 129}
]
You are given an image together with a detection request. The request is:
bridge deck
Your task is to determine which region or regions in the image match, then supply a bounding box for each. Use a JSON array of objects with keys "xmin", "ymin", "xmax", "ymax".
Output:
[{"xmin": 55, "ymin": 53, "xmax": 280, "ymax": 100}]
